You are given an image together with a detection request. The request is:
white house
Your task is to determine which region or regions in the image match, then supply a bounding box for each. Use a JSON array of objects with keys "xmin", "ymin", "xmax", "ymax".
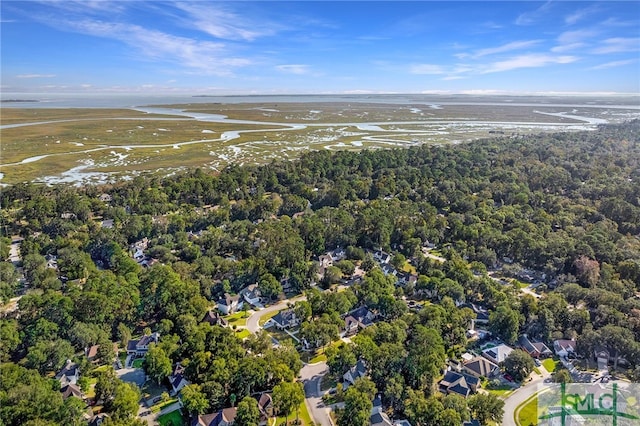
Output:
[{"xmin": 217, "ymin": 293, "xmax": 243, "ymax": 315}]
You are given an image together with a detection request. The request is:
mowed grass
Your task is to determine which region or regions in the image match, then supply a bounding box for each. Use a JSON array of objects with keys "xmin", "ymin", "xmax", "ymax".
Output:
[
  {"xmin": 275, "ymin": 397, "xmax": 314, "ymax": 426},
  {"xmin": 542, "ymin": 358, "xmax": 558, "ymax": 373},
  {"xmin": 224, "ymin": 311, "xmax": 250, "ymax": 327},
  {"xmin": 158, "ymin": 408, "xmax": 186, "ymax": 426},
  {"xmin": 517, "ymin": 394, "xmax": 540, "ymax": 426}
]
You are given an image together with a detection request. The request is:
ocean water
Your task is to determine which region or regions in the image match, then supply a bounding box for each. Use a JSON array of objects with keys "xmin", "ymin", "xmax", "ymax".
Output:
[{"xmin": 1, "ymin": 93, "xmax": 639, "ymax": 109}]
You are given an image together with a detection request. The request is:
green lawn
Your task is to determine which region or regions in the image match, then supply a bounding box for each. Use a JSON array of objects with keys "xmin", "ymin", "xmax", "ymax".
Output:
[
  {"xmin": 259, "ymin": 309, "xmax": 283, "ymax": 326},
  {"xmin": 224, "ymin": 311, "xmax": 250, "ymax": 327},
  {"xmin": 158, "ymin": 409, "xmax": 186, "ymax": 426},
  {"xmin": 487, "ymin": 386, "xmax": 514, "ymax": 397},
  {"xmin": 533, "ymin": 367, "xmax": 542, "ymax": 375},
  {"xmin": 235, "ymin": 329, "xmax": 251, "ymax": 340},
  {"xmin": 516, "ymin": 394, "xmax": 539, "ymax": 426},
  {"xmin": 542, "ymin": 358, "xmax": 558, "ymax": 373},
  {"xmin": 275, "ymin": 398, "xmax": 313, "ymax": 425},
  {"xmin": 152, "ymin": 398, "xmax": 180, "ymax": 413},
  {"xmin": 133, "ymin": 358, "xmax": 145, "ymax": 369}
]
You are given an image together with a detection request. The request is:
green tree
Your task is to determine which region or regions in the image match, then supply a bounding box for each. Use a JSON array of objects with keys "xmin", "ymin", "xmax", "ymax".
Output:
[
  {"xmin": 553, "ymin": 369, "xmax": 571, "ymax": 383},
  {"xmin": 502, "ymin": 349, "xmax": 535, "ymax": 383},
  {"xmin": 181, "ymin": 384, "xmax": 209, "ymax": 415},
  {"xmin": 109, "ymin": 381, "xmax": 141, "ymax": 420},
  {"xmin": 339, "ymin": 386, "xmax": 372, "ymax": 426},
  {"xmin": 235, "ymin": 396, "xmax": 260, "ymax": 426},
  {"xmin": 272, "ymin": 381, "xmax": 304, "ymax": 424},
  {"xmin": 144, "ymin": 344, "xmax": 172, "ymax": 384},
  {"xmin": 468, "ymin": 393, "xmax": 504, "ymax": 425},
  {"xmin": 489, "ymin": 303, "xmax": 523, "ymax": 345},
  {"xmin": 258, "ymin": 273, "xmax": 282, "ymax": 301},
  {"xmin": 0, "ymin": 319, "xmax": 20, "ymax": 361}
]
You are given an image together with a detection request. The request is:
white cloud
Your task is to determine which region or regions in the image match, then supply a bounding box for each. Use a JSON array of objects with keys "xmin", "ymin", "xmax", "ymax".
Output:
[
  {"xmin": 482, "ymin": 54, "xmax": 578, "ymax": 73},
  {"xmin": 516, "ymin": 1, "xmax": 553, "ymax": 25},
  {"xmin": 16, "ymin": 74, "xmax": 56, "ymax": 78},
  {"xmin": 409, "ymin": 64, "xmax": 445, "ymax": 75},
  {"xmin": 62, "ymin": 19, "xmax": 252, "ymax": 75},
  {"xmin": 441, "ymin": 75, "xmax": 466, "ymax": 81},
  {"xmin": 551, "ymin": 43, "xmax": 585, "ymax": 53},
  {"xmin": 473, "ymin": 40, "xmax": 542, "ymax": 58},
  {"xmin": 590, "ymin": 59, "xmax": 636, "ymax": 69},
  {"xmin": 592, "ymin": 38, "xmax": 640, "ymax": 54},
  {"xmin": 173, "ymin": 2, "xmax": 280, "ymax": 41},
  {"xmin": 276, "ymin": 64, "xmax": 311, "ymax": 75},
  {"xmin": 557, "ymin": 29, "xmax": 598, "ymax": 45},
  {"xmin": 565, "ymin": 5, "xmax": 599, "ymax": 25}
]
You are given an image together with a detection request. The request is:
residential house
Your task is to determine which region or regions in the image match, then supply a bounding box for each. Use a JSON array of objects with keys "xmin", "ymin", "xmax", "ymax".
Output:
[
  {"xmin": 268, "ymin": 309, "xmax": 300, "ymax": 330},
  {"xmin": 202, "ymin": 310, "xmax": 229, "ymax": 327},
  {"xmin": 56, "ymin": 359, "xmax": 80, "ymax": 386},
  {"xmin": 126, "ymin": 332, "xmax": 160, "ymax": 356},
  {"xmin": 85, "ymin": 342, "xmax": 118, "ymax": 364},
  {"xmin": 463, "ymin": 356, "xmax": 500, "ymax": 378},
  {"xmin": 370, "ymin": 395, "xmax": 393, "ymax": 426},
  {"xmin": 381, "ymin": 264, "xmax": 397, "ymax": 276},
  {"xmin": 370, "ymin": 411, "xmax": 393, "ymax": 426},
  {"xmin": 88, "ymin": 413, "xmax": 110, "ymax": 426},
  {"xmin": 438, "ymin": 370, "xmax": 479, "ymax": 398},
  {"xmin": 191, "ymin": 407, "xmax": 237, "ymax": 426},
  {"xmin": 241, "ymin": 284, "xmax": 262, "ymax": 306},
  {"xmin": 482, "ymin": 344, "xmax": 514, "ymax": 365},
  {"xmin": 343, "ymin": 359, "xmax": 368, "ymax": 390},
  {"xmin": 217, "ymin": 293, "xmax": 243, "ymax": 315},
  {"xmin": 518, "ymin": 335, "xmax": 552, "ymax": 359},
  {"xmin": 463, "ymin": 420, "xmax": 481, "ymax": 426},
  {"xmin": 170, "ymin": 364, "xmax": 190, "ymax": 396},
  {"xmin": 257, "ymin": 393, "xmax": 273, "ymax": 424},
  {"xmin": 372, "ymin": 250, "xmax": 391, "ymax": 264},
  {"xmin": 553, "ymin": 339, "xmax": 577, "ymax": 358},
  {"xmin": 462, "ymin": 303, "xmax": 490, "ymax": 325},
  {"xmin": 344, "ymin": 306, "xmax": 376, "ymax": 336},
  {"xmin": 60, "ymin": 383, "xmax": 84, "ymax": 400}
]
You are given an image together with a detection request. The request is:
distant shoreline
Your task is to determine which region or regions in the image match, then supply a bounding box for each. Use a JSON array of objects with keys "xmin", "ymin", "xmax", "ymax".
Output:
[{"xmin": 1, "ymin": 99, "xmax": 39, "ymax": 103}]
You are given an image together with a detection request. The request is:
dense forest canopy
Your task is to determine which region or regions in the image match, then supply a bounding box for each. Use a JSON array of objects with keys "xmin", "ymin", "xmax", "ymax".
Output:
[{"xmin": 0, "ymin": 120, "xmax": 639, "ymax": 425}]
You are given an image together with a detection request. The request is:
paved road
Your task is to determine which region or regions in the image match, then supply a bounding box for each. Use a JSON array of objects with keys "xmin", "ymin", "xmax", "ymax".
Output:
[
  {"xmin": 245, "ymin": 295, "xmax": 305, "ymax": 334},
  {"xmin": 300, "ymin": 362, "xmax": 332, "ymax": 426},
  {"xmin": 502, "ymin": 366, "xmax": 551, "ymax": 426}
]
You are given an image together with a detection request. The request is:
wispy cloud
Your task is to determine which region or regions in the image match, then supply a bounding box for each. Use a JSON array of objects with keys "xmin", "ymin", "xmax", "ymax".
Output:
[
  {"xmin": 16, "ymin": 74, "xmax": 56, "ymax": 78},
  {"xmin": 473, "ymin": 40, "xmax": 542, "ymax": 58},
  {"xmin": 590, "ymin": 59, "xmax": 637, "ymax": 70},
  {"xmin": 276, "ymin": 64, "xmax": 311, "ymax": 75},
  {"xmin": 482, "ymin": 54, "xmax": 578, "ymax": 73},
  {"xmin": 516, "ymin": 1, "xmax": 553, "ymax": 25},
  {"xmin": 565, "ymin": 5, "xmax": 599, "ymax": 25},
  {"xmin": 592, "ymin": 38, "xmax": 640, "ymax": 54},
  {"xmin": 409, "ymin": 64, "xmax": 445, "ymax": 75},
  {"xmin": 172, "ymin": 2, "xmax": 281, "ymax": 41},
  {"xmin": 64, "ymin": 19, "xmax": 251, "ymax": 74},
  {"xmin": 557, "ymin": 29, "xmax": 598, "ymax": 45},
  {"xmin": 551, "ymin": 29, "xmax": 597, "ymax": 53}
]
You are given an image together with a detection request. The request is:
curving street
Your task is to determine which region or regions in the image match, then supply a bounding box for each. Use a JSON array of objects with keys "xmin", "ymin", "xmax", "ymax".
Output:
[
  {"xmin": 502, "ymin": 365, "xmax": 551, "ymax": 426},
  {"xmin": 300, "ymin": 361, "xmax": 333, "ymax": 426}
]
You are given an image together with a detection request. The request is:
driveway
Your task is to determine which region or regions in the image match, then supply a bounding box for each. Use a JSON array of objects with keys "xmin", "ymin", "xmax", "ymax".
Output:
[
  {"xmin": 300, "ymin": 361, "xmax": 332, "ymax": 426},
  {"xmin": 116, "ymin": 368, "xmax": 147, "ymax": 388},
  {"xmin": 502, "ymin": 365, "xmax": 551, "ymax": 426},
  {"xmin": 245, "ymin": 295, "xmax": 305, "ymax": 334}
]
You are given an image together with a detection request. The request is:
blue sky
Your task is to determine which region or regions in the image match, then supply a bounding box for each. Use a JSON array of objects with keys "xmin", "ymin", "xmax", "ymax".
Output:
[{"xmin": 2, "ymin": 1, "xmax": 639, "ymax": 94}]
